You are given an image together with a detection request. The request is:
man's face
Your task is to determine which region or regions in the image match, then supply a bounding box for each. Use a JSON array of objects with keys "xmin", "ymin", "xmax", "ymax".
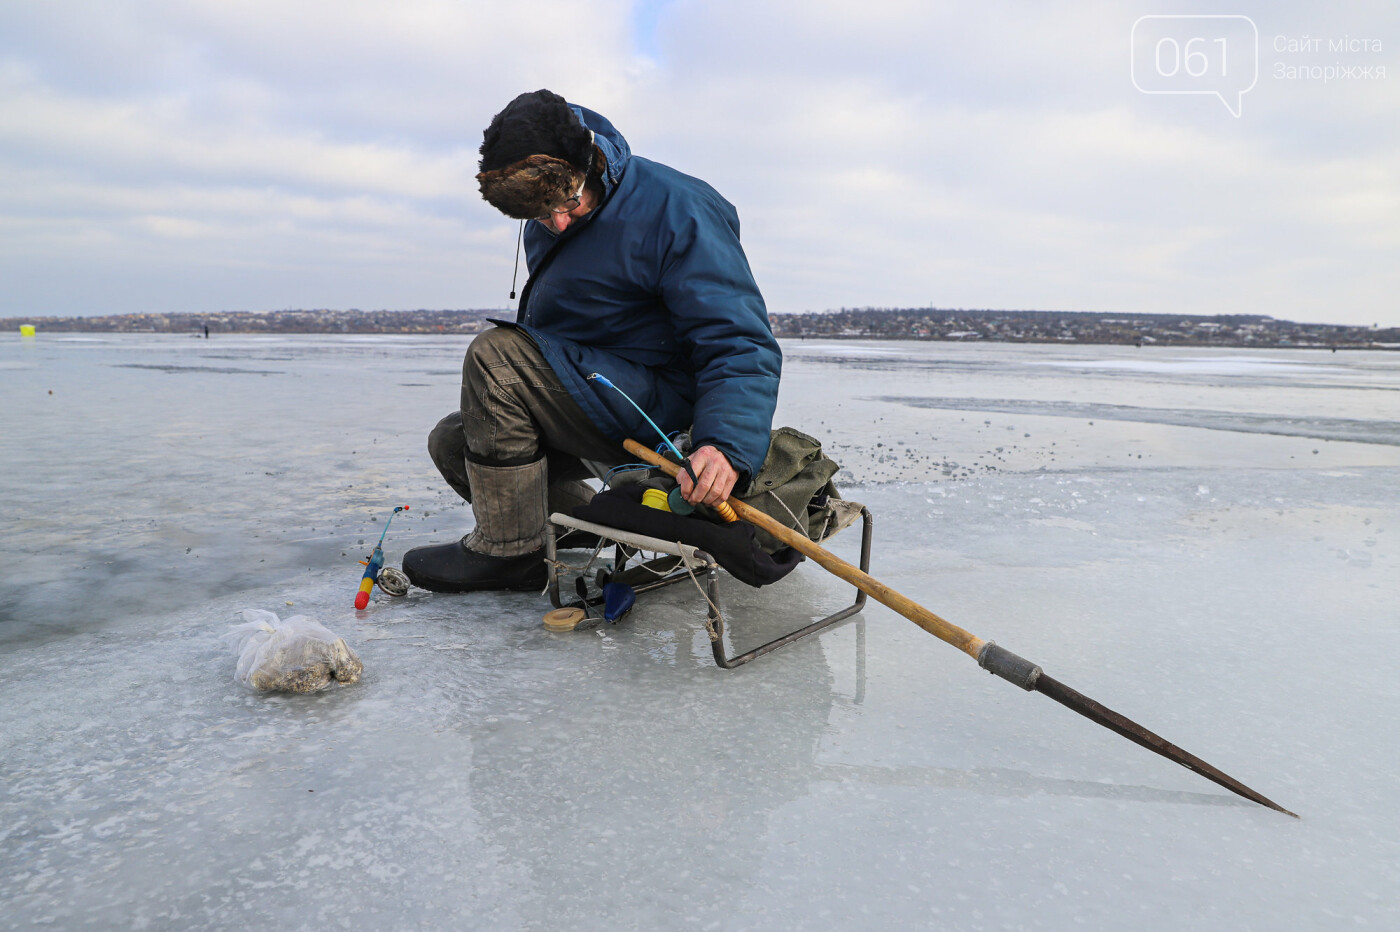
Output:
[{"xmin": 536, "ymin": 183, "xmax": 596, "ymax": 234}]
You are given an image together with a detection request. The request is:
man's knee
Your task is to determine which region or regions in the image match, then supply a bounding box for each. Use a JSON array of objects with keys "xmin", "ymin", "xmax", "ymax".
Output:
[
  {"xmin": 463, "ymin": 326, "xmax": 536, "ymax": 379},
  {"xmin": 461, "ymin": 327, "xmax": 544, "ymax": 419},
  {"xmin": 428, "ymin": 411, "xmax": 467, "ymax": 469},
  {"xmin": 427, "ymin": 411, "xmax": 475, "ymax": 502}
]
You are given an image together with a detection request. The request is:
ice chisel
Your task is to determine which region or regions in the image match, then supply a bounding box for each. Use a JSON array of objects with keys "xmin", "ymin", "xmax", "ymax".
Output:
[{"xmin": 623, "ymin": 438, "xmax": 1296, "ymax": 817}]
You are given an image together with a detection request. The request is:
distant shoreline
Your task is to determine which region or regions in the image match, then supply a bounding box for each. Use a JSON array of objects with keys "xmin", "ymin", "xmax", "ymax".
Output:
[{"xmin": 5, "ymin": 307, "xmax": 1397, "ymax": 350}]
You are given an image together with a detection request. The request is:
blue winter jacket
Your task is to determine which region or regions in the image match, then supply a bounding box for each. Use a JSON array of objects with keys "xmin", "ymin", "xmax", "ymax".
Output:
[{"xmin": 507, "ymin": 105, "xmax": 781, "ymax": 486}]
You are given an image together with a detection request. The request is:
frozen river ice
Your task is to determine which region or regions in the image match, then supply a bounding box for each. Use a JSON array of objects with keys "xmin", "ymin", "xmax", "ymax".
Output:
[{"xmin": 2, "ymin": 333, "xmax": 1398, "ymax": 929}]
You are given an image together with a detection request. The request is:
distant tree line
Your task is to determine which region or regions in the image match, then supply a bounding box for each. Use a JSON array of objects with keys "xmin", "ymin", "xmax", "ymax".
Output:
[
  {"xmin": 5, "ymin": 306, "xmax": 1397, "ymax": 348},
  {"xmin": 769, "ymin": 307, "xmax": 1399, "ymax": 348}
]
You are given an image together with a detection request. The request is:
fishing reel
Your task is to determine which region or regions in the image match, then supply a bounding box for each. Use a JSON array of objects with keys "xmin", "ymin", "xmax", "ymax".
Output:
[{"xmin": 375, "ymin": 566, "xmax": 410, "ymax": 597}]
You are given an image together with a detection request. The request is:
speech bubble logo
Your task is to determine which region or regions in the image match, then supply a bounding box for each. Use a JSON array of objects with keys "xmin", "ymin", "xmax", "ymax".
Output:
[{"xmin": 1131, "ymin": 15, "xmax": 1258, "ymax": 117}]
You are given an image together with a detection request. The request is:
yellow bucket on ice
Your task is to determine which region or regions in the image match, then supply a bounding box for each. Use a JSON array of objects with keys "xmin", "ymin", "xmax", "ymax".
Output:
[{"xmin": 19, "ymin": 325, "xmax": 36, "ymax": 337}]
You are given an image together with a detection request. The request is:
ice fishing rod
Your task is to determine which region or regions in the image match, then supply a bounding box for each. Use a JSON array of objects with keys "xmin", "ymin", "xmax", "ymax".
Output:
[
  {"xmin": 354, "ymin": 505, "xmax": 409, "ymax": 610},
  {"xmin": 623, "ymin": 438, "xmax": 1296, "ymax": 817},
  {"xmin": 589, "ymin": 372, "xmax": 738, "ymax": 521},
  {"xmin": 588, "ymin": 372, "xmax": 685, "ymax": 460}
]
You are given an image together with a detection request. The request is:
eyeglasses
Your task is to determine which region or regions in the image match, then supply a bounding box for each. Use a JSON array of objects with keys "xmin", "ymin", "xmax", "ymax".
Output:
[{"xmin": 534, "ymin": 182, "xmax": 584, "ymax": 221}]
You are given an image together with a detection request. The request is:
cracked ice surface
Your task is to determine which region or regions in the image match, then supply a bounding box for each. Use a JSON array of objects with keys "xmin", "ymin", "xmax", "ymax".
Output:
[{"xmin": 2, "ymin": 334, "xmax": 1398, "ymax": 929}]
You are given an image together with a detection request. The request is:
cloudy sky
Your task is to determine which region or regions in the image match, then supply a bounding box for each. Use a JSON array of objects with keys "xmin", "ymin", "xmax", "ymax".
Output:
[{"xmin": 2, "ymin": 0, "xmax": 1396, "ymax": 326}]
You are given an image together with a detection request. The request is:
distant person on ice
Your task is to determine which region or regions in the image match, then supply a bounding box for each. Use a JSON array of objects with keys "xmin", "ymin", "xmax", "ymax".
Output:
[{"xmin": 403, "ymin": 89, "xmax": 780, "ymax": 593}]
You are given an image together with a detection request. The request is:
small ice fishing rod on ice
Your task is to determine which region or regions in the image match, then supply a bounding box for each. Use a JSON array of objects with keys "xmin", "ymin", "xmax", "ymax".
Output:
[{"xmin": 354, "ymin": 505, "xmax": 409, "ymax": 610}]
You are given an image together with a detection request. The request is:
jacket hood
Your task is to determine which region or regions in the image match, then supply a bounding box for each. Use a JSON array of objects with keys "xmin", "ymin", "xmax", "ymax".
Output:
[{"xmin": 568, "ymin": 104, "xmax": 631, "ymax": 199}]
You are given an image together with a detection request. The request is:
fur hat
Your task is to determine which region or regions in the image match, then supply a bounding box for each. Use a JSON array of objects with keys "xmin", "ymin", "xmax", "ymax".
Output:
[{"xmin": 477, "ymin": 89, "xmax": 595, "ymax": 219}]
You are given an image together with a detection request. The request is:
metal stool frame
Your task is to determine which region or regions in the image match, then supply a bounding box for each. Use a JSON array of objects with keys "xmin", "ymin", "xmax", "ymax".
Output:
[{"xmin": 544, "ymin": 507, "xmax": 873, "ymax": 668}]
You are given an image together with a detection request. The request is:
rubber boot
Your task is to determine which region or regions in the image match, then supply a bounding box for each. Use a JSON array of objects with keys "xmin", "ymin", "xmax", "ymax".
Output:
[{"xmin": 403, "ymin": 457, "xmax": 549, "ymax": 593}]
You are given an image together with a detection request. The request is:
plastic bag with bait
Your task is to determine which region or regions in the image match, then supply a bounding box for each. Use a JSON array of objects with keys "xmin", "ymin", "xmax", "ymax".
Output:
[{"xmin": 225, "ymin": 609, "xmax": 363, "ymax": 693}]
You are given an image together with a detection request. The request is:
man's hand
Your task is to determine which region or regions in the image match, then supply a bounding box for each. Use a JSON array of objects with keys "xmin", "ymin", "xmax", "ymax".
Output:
[{"xmin": 679, "ymin": 445, "xmax": 739, "ymax": 507}]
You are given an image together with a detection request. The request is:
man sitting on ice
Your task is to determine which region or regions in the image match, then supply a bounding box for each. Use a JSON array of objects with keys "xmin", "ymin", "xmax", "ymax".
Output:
[{"xmin": 403, "ymin": 89, "xmax": 780, "ymax": 593}]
